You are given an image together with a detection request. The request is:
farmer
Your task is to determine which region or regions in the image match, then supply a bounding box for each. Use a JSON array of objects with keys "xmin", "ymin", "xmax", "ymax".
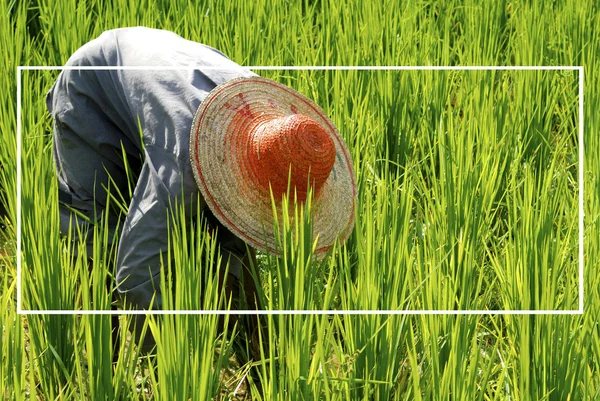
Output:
[{"xmin": 47, "ymin": 27, "xmax": 356, "ymax": 349}]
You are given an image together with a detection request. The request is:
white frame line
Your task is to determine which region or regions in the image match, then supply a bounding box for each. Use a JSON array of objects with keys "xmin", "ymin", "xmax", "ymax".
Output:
[
  {"xmin": 20, "ymin": 65, "xmax": 580, "ymax": 71},
  {"xmin": 16, "ymin": 65, "xmax": 585, "ymax": 316}
]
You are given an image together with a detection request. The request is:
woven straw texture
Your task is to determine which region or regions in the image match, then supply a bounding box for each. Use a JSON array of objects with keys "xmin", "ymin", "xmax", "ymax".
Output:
[{"xmin": 190, "ymin": 76, "xmax": 356, "ymax": 258}]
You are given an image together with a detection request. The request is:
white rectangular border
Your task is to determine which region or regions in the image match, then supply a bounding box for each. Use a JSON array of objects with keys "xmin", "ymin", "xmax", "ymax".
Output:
[{"xmin": 16, "ymin": 65, "xmax": 584, "ymax": 315}]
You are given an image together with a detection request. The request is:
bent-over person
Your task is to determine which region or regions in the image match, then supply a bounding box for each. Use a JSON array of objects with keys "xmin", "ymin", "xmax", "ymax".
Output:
[{"xmin": 47, "ymin": 27, "xmax": 356, "ymax": 356}]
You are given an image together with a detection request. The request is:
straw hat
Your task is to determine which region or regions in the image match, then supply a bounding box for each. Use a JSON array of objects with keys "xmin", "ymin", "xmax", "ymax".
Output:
[{"xmin": 189, "ymin": 76, "xmax": 356, "ymax": 258}]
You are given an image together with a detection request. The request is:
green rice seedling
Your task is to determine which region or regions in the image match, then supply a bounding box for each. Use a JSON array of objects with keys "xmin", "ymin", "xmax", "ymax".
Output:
[
  {"xmin": 71, "ymin": 205, "xmax": 122, "ymax": 399},
  {"xmin": 142, "ymin": 195, "xmax": 241, "ymax": 400},
  {"xmin": 405, "ymin": 314, "xmax": 504, "ymax": 400},
  {"xmin": 325, "ymin": 156, "xmax": 415, "ymax": 398},
  {"xmin": 250, "ymin": 314, "xmax": 322, "ymax": 400},
  {"xmin": 247, "ymin": 188, "xmax": 336, "ymax": 399},
  {"xmin": 582, "ymin": 6, "xmax": 600, "ymax": 400},
  {"xmin": 1, "ymin": 3, "xmax": 34, "ymax": 399},
  {"xmin": 18, "ymin": 68, "xmax": 81, "ymax": 399},
  {"xmin": 259, "ymin": 186, "xmax": 325, "ymax": 311},
  {"xmin": 0, "ymin": 256, "xmax": 26, "ymax": 401},
  {"xmin": 2, "ymin": 0, "xmax": 599, "ymax": 400}
]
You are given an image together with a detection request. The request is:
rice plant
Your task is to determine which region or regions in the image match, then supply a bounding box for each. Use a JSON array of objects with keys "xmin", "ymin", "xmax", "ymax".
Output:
[{"xmin": 1, "ymin": 0, "xmax": 598, "ymax": 400}]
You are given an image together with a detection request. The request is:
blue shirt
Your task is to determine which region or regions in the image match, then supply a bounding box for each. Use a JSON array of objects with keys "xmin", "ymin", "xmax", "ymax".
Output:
[{"xmin": 46, "ymin": 27, "xmax": 256, "ymax": 310}]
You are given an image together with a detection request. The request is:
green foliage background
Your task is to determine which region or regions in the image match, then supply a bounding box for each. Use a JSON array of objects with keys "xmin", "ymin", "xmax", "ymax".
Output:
[{"xmin": 1, "ymin": 0, "xmax": 599, "ymax": 400}]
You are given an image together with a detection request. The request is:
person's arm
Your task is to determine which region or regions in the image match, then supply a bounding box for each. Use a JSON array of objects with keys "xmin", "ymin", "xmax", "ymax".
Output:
[
  {"xmin": 115, "ymin": 145, "xmax": 247, "ymax": 311},
  {"xmin": 114, "ymin": 147, "xmax": 172, "ymax": 310}
]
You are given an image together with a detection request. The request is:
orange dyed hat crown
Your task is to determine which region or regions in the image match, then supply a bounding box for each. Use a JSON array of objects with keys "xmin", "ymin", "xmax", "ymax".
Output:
[{"xmin": 247, "ymin": 114, "xmax": 336, "ymax": 202}]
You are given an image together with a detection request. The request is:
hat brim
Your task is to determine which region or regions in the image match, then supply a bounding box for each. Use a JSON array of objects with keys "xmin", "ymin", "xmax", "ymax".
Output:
[{"xmin": 190, "ymin": 76, "xmax": 356, "ymax": 258}]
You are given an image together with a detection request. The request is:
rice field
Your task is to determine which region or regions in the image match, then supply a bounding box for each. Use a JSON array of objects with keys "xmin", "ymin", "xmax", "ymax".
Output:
[{"xmin": 1, "ymin": 0, "xmax": 599, "ymax": 400}]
